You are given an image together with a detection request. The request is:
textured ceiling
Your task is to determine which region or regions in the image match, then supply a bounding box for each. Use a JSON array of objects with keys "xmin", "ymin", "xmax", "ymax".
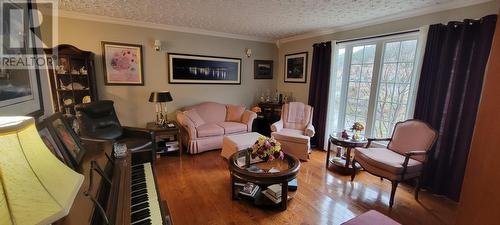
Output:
[{"xmin": 58, "ymin": 0, "xmax": 483, "ymax": 41}]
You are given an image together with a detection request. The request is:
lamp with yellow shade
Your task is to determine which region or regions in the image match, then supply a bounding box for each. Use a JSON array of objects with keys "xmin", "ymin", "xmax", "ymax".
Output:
[{"xmin": 0, "ymin": 116, "xmax": 84, "ymax": 225}]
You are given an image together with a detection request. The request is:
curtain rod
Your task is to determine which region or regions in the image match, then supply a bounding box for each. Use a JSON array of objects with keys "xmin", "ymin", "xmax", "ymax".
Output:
[{"xmin": 336, "ymin": 29, "xmax": 420, "ymax": 44}]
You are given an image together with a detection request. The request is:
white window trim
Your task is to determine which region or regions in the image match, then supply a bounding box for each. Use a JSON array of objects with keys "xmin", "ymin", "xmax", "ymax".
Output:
[{"xmin": 327, "ymin": 30, "xmax": 426, "ymax": 142}]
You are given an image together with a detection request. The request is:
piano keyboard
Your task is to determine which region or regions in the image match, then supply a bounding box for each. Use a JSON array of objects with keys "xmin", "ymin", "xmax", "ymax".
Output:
[{"xmin": 131, "ymin": 163, "xmax": 163, "ymax": 225}]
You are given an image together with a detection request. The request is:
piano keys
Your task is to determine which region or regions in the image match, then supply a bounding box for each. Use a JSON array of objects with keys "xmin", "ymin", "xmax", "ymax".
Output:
[
  {"xmin": 131, "ymin": 163, "xmax": 163, "ymax": 225},
  {"xmin": 54, "ymin": 140, "xmax": 172, "ymax": 225}
]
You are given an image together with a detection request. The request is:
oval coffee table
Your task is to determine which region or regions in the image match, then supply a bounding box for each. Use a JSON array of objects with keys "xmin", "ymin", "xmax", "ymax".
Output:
[{"xmin": 228, "ymin": 150, "xmax": 300, "ymax": 211}]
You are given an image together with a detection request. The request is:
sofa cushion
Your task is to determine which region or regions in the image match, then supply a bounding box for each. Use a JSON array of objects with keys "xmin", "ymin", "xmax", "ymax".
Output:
[
  {"xmin": 217, "ymin": 122, "xmax": 247, "ymax": 134},
  {"xmin": 184, "ymin": 109, "xmax": 205, "ymax": 127},
  {"xmin": 271, "ymin": 128, "xmax": 309, "ymax": 144},
  {"xmin": 355, "ymin": 147, "xmax": 423, "ymax": 175},
  {"xmin": 196, "ymin": 124, "xmax": 224, "ymax": 138},
  {"xmin": 226, "ymin": 105, "xmax": 245, "ymax": 122},
  {"xmin": 184, "ymin": 102, "xmax": 226, "ymax": 123}
]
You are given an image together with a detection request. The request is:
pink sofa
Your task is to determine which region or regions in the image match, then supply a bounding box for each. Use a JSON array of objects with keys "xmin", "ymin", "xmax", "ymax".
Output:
[{"xmin": 176, "ymin": 102, "xmax": 257, "ymax": 154}]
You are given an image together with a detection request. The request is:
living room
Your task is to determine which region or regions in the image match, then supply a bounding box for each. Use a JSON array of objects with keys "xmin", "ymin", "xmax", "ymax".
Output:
[{"xmin": 1, "ymin": 0, "xmax": 500, "ymax": 225}]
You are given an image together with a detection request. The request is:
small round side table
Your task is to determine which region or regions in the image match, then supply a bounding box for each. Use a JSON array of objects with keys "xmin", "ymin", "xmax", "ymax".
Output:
[{"xmin": 326, "ymin": 133, "xmax": 368, "ymax": 175}]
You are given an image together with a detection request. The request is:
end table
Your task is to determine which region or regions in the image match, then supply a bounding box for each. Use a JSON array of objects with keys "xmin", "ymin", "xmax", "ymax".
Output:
[
  {"xmin": 326, "ymin": 133, "xmax": 367, "ymax": 175},
  {"xmin": 146, "ymin": 121, "xmax": 183, "ymax": 161}
]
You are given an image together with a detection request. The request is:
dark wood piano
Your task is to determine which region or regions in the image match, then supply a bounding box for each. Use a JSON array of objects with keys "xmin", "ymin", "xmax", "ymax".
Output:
[{"xmin": 55, "ymin": 140, "xmax": 172, "ymax": 225}]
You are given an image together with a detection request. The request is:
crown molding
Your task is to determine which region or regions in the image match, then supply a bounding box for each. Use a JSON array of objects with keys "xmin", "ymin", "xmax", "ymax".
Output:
[
  {"xmin": 57, "ymin": 10, "xmax": 275, "ymax": 43},
  {"xmin": 277, "ymin": 0, "xmax": 493, "ymax": 45}
]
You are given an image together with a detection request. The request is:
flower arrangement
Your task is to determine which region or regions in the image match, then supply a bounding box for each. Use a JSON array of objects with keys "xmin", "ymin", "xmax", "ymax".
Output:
[
  {"xmin": 249, "ymin": 136, "xmax": 284, "ymax": 161},
  {"xmin": 251, "ymin": 106, "xmax": 262, "ymax": 113},
  {"xmin": 351, "ymin": 122, "xmax": 364, "ymax": 140},
  {"xmin": 351, "ymin": 122, "xmax": 364, "ymax": 132}
]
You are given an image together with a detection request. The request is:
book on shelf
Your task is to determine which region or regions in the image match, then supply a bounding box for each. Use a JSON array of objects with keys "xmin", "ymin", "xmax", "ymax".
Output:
[
  {"xmin": 238, "ymin": 182, "xmax": 260, "ymax": 198},
  {"xmin": 266, "ymin": 184, "xmax": 282, "ymax": 198},
  {"xmin": 288, "ymin": 178, "xmax": 298, "ymax": 191},
  {"xmin": 262, "ymin": 190, "xmax": 281, "ymax": 204}
]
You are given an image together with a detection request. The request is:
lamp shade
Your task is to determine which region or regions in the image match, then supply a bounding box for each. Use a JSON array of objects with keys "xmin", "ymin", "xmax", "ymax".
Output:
[
  {"xmin": 0, "ymin": 117, "xmax": 84, "ymax": 225},
  {"xmin": 149, "ymin": 91, "xmax": 173, "ymax": 103}
]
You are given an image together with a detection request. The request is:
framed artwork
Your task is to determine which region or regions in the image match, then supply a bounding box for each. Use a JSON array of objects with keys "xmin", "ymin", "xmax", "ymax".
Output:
[
  {"xmin": 36, "ymin": 121, "xmax": 73, "ymax": 169},
  {"xmin": 46, "ymin": 113, "xmax": 86, "ymax": 167},
  {"xmin": 284, "ymin": 52, "xmax": 308, "ymax": 83},
  {"xmin": 168, "ymin": 53, "xmax": 241, "ymax": 84},
  {"xmin": 102, "ymin": 41, "xmax": 144, "ymax": 85},
  {"xmin": 254, "ymin": 60, "xmax": 273, "ymax": 79},
  {"xmin": 0, "ymin": 2, "xmax": 44, "ymax": 116}
]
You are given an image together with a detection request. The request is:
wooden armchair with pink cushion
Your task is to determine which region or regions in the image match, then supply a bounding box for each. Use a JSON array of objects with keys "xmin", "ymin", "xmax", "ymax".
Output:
[
  {"xmin": 351, "ymin": 119, "xmax": 437, "ymax": 207},
  {"xmin": 176, "ymin": 102, "xmax": 257, "ymax": 154},
  {"xmin": 271, "ymin": 102, "xmax": 315, "ymax": 161}
]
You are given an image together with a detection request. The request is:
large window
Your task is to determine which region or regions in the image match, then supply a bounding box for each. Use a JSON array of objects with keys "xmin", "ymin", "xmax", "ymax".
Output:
[{"xmin": 331, "ymin": 33, "xmax": 422, "ymax": 138}]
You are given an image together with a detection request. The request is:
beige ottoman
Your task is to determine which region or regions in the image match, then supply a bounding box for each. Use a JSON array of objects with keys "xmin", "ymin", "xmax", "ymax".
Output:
[{"xmin": 221, "ymin": 132, "xmax": 263, "ymax": 159}]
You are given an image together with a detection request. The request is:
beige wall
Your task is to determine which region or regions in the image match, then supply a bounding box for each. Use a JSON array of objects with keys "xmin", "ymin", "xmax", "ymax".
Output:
[
  {"xmin": 43, "ymin": 17, "xmax": 277, "ymax": 126},
  {"xmin": 277, "ymin": 1, "xmax": 499, "ymax": 103}
]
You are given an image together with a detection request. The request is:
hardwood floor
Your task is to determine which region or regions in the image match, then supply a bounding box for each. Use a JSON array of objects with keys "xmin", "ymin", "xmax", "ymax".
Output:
[{"xmin": 155, "ymin": 150, "xmax": 457, "ymax": 225}]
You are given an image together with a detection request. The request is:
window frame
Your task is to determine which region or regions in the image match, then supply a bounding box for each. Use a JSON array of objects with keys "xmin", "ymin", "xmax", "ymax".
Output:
[{"xmin": 334, "ymin": 32, "xmax": 422, "ymax": 138}]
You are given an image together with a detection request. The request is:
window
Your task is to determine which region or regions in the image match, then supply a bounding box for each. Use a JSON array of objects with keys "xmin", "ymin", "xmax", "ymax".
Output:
[{"xmin": 330, "ymin": 33, "xmax": 422, "ymax": 138}]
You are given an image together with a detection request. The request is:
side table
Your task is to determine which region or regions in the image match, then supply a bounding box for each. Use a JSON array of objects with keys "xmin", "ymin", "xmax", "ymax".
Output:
[
  {"xmin": 146, "ymin": 121, "xmax": 183, "ymax": 161},
  {"xmin": 326, "ymin": 133, "xmax": 367, "ymax": 175}
]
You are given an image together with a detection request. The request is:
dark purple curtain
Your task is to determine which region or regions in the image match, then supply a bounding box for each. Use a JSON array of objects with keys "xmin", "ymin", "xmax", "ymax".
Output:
[
  {"xmin": 308, "ymin": 41, "xmax": 332, "ymax": 149},
  {"xmin": 414, "ymin": 15, "xmax": 497, "ymax": 201}
]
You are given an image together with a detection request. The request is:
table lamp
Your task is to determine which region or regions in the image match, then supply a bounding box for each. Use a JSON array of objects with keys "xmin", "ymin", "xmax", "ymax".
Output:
[
  {"xmin": 0, "ymin": 116, "xmax": 84, "ymax": 225},
  {"xmin": 149, "ymin": 91, "xmax": 173, "ymax": 126}
]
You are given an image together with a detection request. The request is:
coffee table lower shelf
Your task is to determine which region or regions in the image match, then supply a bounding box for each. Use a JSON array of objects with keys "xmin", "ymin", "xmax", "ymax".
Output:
[{"xmin": 232, "ymin": 182, "xmax": 296, "ymax": 210}]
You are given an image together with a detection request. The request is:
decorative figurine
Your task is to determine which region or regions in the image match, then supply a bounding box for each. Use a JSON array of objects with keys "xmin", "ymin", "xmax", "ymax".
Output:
[
  {"xmin": 56, "ymin": 65, "xmax": 66, "ymax": 74},
  {"xmin": 341, "ymin": 130, "xmax": 349, "ymax": 139},
  {"xmin": 79, "ymin": 66, "xmax": 88, "ymax": 75}
]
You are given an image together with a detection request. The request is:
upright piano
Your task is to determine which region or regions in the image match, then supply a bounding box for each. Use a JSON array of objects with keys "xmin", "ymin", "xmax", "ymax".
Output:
[{"xmin": 55, "ymin": 141, "xmax": 172, "ymax": 225}]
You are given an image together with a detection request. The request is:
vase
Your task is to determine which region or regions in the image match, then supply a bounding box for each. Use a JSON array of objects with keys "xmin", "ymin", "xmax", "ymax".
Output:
[{"xmin": 353, "ymin": 131, "xmax": 361, "ymax": 141}]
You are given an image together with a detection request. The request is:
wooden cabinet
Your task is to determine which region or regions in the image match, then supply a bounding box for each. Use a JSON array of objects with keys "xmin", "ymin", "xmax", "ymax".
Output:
[
  {"xmin": 254, "ymin": 102, "xmax": 283, "ymax": 136},
  {"xmin": 44, "ymin": 45, "xmax": 98, "ymax": 116}
]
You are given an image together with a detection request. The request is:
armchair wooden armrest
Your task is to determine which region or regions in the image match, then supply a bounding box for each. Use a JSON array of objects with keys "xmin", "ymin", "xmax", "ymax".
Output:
[
  {"xmin": 366, "ymin": 137, "xmax": 392, "ymax": 148},
  {"xmin": 401, "ymin": 150, "xmax": 428, "ymax": 180}
]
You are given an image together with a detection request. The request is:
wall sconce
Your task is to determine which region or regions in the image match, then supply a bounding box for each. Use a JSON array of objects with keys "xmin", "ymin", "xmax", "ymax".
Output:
[
  {"xmin": 245, "ymin": 48, "xmax": 252, "ymax": 58},
  {"xmin": 154, "ymin": 40, "xmax": 162, "ymax": 51}
]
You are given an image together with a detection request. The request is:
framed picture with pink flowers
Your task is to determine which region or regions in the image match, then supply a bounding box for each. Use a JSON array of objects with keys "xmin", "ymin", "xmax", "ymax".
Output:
[{"xmin": 102, "ymin": 42, "xmax": 144, "ymax": 85}]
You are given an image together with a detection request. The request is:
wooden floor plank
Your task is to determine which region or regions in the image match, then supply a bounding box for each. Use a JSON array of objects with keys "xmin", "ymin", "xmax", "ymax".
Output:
[{"xmin": 155, "ymin": 150, "xmax": 457, "ymax": 225}]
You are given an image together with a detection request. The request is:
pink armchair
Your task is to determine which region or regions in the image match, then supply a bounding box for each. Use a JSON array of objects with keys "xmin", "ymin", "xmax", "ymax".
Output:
[
  {"xmin": 351, "ymin": 119, "xmax": 437, "ymax": 207},
  {"xmin": 271, "ymin": 102, "xmax": 314, "ymax": 161}
]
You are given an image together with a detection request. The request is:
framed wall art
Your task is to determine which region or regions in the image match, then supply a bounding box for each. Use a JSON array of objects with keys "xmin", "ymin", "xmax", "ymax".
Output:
[
  {"xmin": 46, "ymin": 113, "xmax": 86, "ymax": 168},
  {"xmin": 168, "ymin": 53, "xmax": 241, "ymax": 84},
  {"xmin": 284, "ymin": 52, "xmax": 308, "ymax": 83},
  {"xmin": 102, "ymin": 41, "xmax": 144, "ymax": 85},
  {"xmin": 0, "ymin": 1, "xmax": 44, "ymax": 117},
  {"xmin": 254, "ymin": 60, "xmax": 273, "ymax": 79},
  {"xmin": 36, "ymin": 121, "xmax": 74, "ymax": 169}
]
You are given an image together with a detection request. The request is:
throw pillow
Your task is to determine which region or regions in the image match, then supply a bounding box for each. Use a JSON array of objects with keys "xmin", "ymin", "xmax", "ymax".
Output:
[
  {"xmin": 226, "ymin": 105, "xmax": 245, "ymax": 122},
  {"xmin": 184, "ymin": 109, "xmax": 205, "ymax": 127}
]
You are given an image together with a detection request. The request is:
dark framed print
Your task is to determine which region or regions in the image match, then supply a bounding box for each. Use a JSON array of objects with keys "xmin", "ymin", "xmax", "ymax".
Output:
[
  {"xmin": 102, "ymin": 41, "xmax": 144, "ymax": 85},
  {"xmin": 36, "ymin": 121, "xmax": 74, "ymax": 169},
  {"xmin": 46, "ymin": 113, "xmax": 86, "ymax": 167},
  {"xmin": 284, "ymin": 52, "xmax": 308, "ymax": 83},
  {"xmin": 254, "ymin": 60, "xmax": 273, "ymax": 79},
  {"xmin": 168, "ymin": 53, "xmax": 241, "ymax": 84},
  {"xmin": 0, "ymin": 1, "xmax": 44, "ymax": 116}
]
